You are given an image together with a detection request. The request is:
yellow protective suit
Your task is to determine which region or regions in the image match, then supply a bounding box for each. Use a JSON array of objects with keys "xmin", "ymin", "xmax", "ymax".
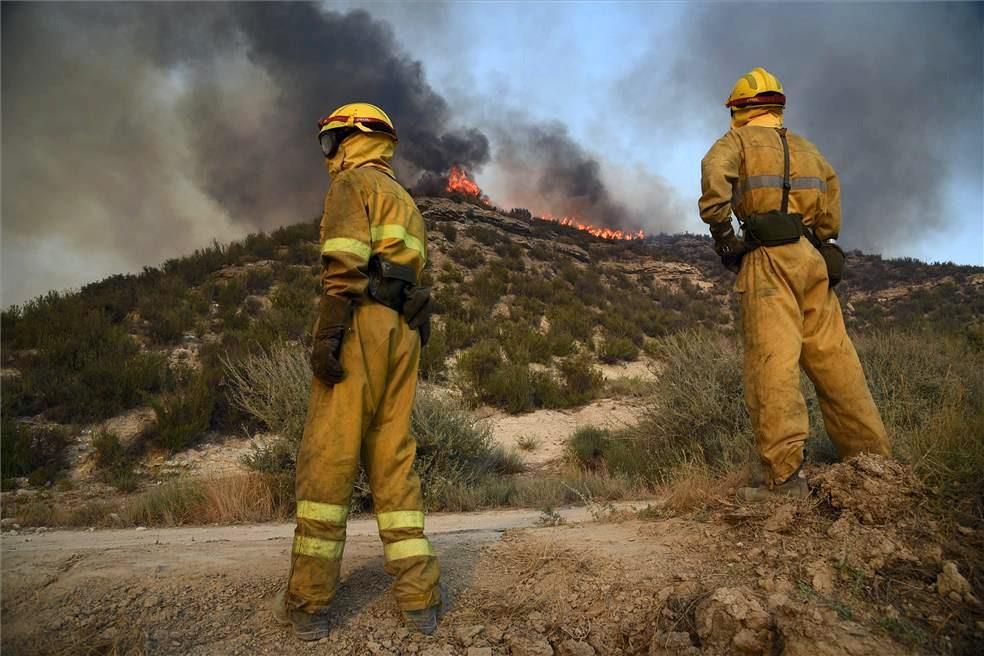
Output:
[
  {"xmin": 699, "ymin": 115, "xmax": 890, "ymax": 485},
  {"xmin": 286, "ymin": 132, "xmax": 440, "ymax": 613}
]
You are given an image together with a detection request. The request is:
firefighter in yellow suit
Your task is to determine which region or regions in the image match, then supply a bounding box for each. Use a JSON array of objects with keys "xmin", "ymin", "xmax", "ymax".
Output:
[
  {"xmin": 273, "ymin": 103, "xmax": 442, "ymax": 640},
  {"xmin": 698, "ymin": 68, "xmax": 890, "ymax": 501}
]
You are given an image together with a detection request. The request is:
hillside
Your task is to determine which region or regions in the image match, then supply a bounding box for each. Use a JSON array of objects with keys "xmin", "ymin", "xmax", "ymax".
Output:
[{"xmin": 2, "ymin": 196, "xmax": 982, "ymax": 496}]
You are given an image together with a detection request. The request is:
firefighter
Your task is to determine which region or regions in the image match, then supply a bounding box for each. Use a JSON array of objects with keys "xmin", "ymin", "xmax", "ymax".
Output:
[
  {"xmin": 272, "ymin": 103, "xmax": 443, "ymax": 640},
  {"xmin": 698, "ymin": 68, "xmax": 891, "ymax": 502}
]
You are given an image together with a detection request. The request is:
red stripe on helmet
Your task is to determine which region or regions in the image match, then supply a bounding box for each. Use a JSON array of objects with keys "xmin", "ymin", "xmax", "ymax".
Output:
[{"xmin": 726, "ymin": 93, "xmax": 786, "ymax": 109}]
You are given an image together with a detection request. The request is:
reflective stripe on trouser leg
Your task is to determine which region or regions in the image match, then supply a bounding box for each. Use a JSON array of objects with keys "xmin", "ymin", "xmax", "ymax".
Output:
[
  {"xmin": 363, "ymin": 308, "xmax": 441, "ymax": 611},
  {"xmin": 800, "ymin": 272, "xmax": 890, "ymax": 459},
  {"xmin": 286, "ymin": 316, "xmax": 375, "ymax": 613},
  {"xmin": 737, "ymin": 243, "xmax": 810, "ymax": 486}
]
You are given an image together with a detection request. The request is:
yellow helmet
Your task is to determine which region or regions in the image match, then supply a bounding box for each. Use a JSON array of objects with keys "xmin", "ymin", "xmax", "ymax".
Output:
[
  {"xmin": 725, "ymin": 67, "xmax": 785, "ymax": 109},
  {"xmin": 317, "ymin": 102, "xmax": 397, "ymax": 157},
  {"xmin": 318, "ymin": 102, "xmax": 397, "ymax": 139}
]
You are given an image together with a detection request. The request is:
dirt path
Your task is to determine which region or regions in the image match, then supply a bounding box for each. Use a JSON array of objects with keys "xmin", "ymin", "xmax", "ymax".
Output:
[
  {"xmin": 0, "ymin": 505, "xmax": 641, "ymax": 655},
  {"xmin": 3, "ymin": 459, "xmax": 976, "ymax": 656}
]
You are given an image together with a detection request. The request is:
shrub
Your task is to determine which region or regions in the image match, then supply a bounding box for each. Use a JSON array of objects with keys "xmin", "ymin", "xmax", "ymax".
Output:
[
  {"xmin": 11, "ymin": 304, "xmax": 167, "ymax": 423},
  {"xmin": 569, "ymin": 426, "xmax": 612, "ymax": 470},
  {"xmin": 557, "ymin": 353, "xmax": 604, "ymax": 405},
  {"xmin": 0, "ymin": 417, "xmax": 70, "ymax": 485},
  {"xmin": 437, "ymin": 223, "xmax": 458, "ymax": 243},
  {"xmin": 614, "ymin": 330, "xmax": 751, "ymax": 483},
  {"xmin": 419, "ymin": 325, "xmax": 450, "ymax": 382},
  {"xmin": 600, "ymin": 336, "xmax": 640, "ymax": 363},
  {"xmin": 149, "ymin": 369, "xmax": 216, "ymax": 452},
  {"xmin": 224, "ymin": 342, "xmax": 312, "ymax": 468},
  {"xmin": 91, "ymin": 431, "xmax": 140, "ymax": 492}
]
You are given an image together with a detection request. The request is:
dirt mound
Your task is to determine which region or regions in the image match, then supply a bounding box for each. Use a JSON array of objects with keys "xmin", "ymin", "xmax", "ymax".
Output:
[{"xmin": 811, "ymin": 454, "xmax": 919, "ymax": 524}]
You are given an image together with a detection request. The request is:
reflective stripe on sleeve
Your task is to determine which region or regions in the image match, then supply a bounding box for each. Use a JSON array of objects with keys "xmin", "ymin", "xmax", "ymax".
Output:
[
  {"xmin": 296, "ymin": 500, "xmax": 349, "ymax": 525},
  {"xmin": 293, "ymin": 535, "xmax": 345, "ymax": 560},
  {"xmin": 383, "ymin": 538, "xmax": 435, "ymax": 561},
  {"xmin": 376, "ymin": 510, "xmax": 425, "ymax": 531},
  {"xmin": 321, "ymin": 237, "xmax": 371, "ymax": 261},
  {"xmin": 370, "ymin": 225, "xmax": 427, "ymax": 263},
  {"xmin": 742, "ymin": 175, "xmax": 827, "ymax": 192}
]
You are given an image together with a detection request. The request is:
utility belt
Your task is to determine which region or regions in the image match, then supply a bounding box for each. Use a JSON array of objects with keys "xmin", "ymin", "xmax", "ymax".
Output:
[
  {"xmin": 366, "ymin": 256, "xmax": 432, "ymax": 331},
  {"xmin": 740, "ymin": 212, "xmax": 845, "ymax": 287}
]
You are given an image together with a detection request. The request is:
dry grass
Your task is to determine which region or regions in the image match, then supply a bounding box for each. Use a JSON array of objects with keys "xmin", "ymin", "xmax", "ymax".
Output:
[{"xmin": 9, "ymin": 473, "xmax": 293, "ymax": 528}]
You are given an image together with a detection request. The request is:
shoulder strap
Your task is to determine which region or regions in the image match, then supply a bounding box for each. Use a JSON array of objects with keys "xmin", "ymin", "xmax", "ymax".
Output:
[{"xmin": 778, "ymin": 128, "xmax": 791, "ymax": 214}]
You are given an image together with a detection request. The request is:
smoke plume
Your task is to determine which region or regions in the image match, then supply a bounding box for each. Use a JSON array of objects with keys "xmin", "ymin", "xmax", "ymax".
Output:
[
  {"xmin": 617, "ymin": 3, "xmax": 983, "ymax": 253},
  {"xmin": 1, "ymin": 2, "xmax": 491, "ymax": 304}
]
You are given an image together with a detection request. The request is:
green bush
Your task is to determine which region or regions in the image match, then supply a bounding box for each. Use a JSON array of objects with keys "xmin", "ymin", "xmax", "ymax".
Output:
[
  {"xmin": 614, "ymin": 330, "xmax": 751, "ymax": 483},
  {"xmin": 600, "ymin": 336, "xmax": 640, "ymax": 363},
  {"xmin": 0, "ymin": 417, "xmax": 70, "ymax": 486},
  {"xmin": 91, "ymin": 431, "xmax": 140, "ymax": 492},
  {"xmin": 558, "ymin": 353, "xmax": 604, "ymax": 405},
  {"xmin": 149, "ymin": 369, "xmax": 216, "ymax": 452},
  {"xmin": 569, "ymin": 426, "xmax": 611, "ymax": 470},
  {"xmin": 437, "ymin": 223, "xmax": 458, "ymax": 243},
  {"xmin": 419, "ymin": 325, "xmax": 450, "ymax": 382},
  {"xmin": 13, "ymin": 305, "xmax": 167, "ymax": 423}
]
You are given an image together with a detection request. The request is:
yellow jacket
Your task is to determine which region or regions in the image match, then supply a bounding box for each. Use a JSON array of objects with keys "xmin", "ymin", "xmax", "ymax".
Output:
[
  {"xmin": 319, "ymin": 133, "xmax": 428, "ymax": 300},
  {"xmin": 699, "ymin": 118, "xmax": 841, "ymax": 240}
]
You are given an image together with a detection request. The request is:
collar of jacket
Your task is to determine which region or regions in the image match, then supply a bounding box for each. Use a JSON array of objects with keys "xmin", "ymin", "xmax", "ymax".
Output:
[
  {"xmin": 731, "ymin": 107, "xmax": 784, "ymax": 130},
  {"xmin": 326, "ymin": 132, "xmax": 398, "ymax": 180}
]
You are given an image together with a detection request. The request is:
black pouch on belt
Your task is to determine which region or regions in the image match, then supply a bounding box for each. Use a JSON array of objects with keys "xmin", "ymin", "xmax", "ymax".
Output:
[
  {"xmin": 743, "ymin": 211, "xmax": 804, "ymax": 246},
  {"xmin": 367, "ymin": 256, "xmax": 414, "ymax": 312}
]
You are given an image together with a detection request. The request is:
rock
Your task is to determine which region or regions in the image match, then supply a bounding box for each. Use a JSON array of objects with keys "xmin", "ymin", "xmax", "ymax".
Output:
[
  {"xmin": 454, "ymin": 625, "xmax": 485, "ymax": 646},
  {"xmin": 806, "ymin": 560, "xmax": 836, "ymax": 595},
  {"xmin": 556, "ymin": 639, "xmax": 595, "ymax": 656},
  {"xmin": 937, "ymin": 562, "xmax": 972, "ymax": 601},
  {"xmin": 813, "ymin": 455, "xmax": 916, "ymax": 524},
  {"xmin": 136, "ymin": 526, "xmax": 148, "ymax": 532},
  {"xmin": 764, "ymin": 504, "xmax": 796, "ymax": 533},
  {"xmin": 0, "ymin": 518, "xmax": 17, "ymax": 529},
  {"xmin": 109, "ymin": 513, "xmax": 122, "ymax": 523},
  {"xmin": 694, "ymin": 587, "xmax": 773, "ymax": 655},
  {"xmin": 507, "ymin": 636, "xmax": 554, "ymax": 656},
  {"xmin": 467, "ymin": 649, "xmax": 493, "ymax": 656},
  {"xmin": 486, "ymin": 626, "xmax": 504, "ymax": 643},
  {"xmin": 649, "ymin": 631, "xmax": 699, "ymax": 656},
  {"xmin": 7, "ymin": 530, "xmax": 18, "ymax": 536}
]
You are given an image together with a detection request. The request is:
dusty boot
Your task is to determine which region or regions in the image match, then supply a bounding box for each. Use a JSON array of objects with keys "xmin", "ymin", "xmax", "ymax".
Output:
[
  {"xmin": 271, "ymin": 589, "xmax": 331, "ymax": 642},
  {"xmin": 402, "ymin": 585, "xmax": 447, "ymax": 635},
  {"xmin": 737, "ymin": 472, "xmax": 810, "ymax": 503}
]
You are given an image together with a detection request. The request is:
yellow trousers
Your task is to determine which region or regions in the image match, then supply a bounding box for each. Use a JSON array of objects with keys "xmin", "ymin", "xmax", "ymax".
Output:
[
  {"xmin": 287, "ymin": 302, "xmax": 440, "ymax": 612},
  {"xmin": 737, "ymin": 237, "xmax": 890, "ymax": 485}
]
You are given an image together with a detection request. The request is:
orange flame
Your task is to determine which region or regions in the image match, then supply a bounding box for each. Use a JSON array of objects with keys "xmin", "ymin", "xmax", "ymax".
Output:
[
  {"xmin": 539, "ymin": 214, "xmax": 645, "ymax": 241},
  {"xmin": 446, "ymin": 165, "xmax": 483, "ymax": 197},
  {"xmin": 446, "ymin": 165, "xmax": 645, "ymax": 241}
]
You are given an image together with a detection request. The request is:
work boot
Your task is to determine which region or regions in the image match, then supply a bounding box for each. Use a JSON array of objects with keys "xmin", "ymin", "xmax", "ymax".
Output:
[
  {"xmin": 402, "ymin": 585, "xmax": 447, "ymax": 635},
  {"xmin": 736, "ymin": 472, "xmax": 810, "ymax": 503},
  {"xmin": 271, "ymin": 589, "xmax": 332, "ymax": 642}
]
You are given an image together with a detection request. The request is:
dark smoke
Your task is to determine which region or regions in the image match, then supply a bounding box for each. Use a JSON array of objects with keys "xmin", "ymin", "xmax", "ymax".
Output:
[
  {"xmin": 618, "ymin": 3, "xmax": 983, "ymax": 253},
  {"xmin": 493, "ymin": 121, "xmax": 665, "ymax": 230},
  {"xmin": 2, "ymin": 2, "xmax": 490, "ymax": 304}
]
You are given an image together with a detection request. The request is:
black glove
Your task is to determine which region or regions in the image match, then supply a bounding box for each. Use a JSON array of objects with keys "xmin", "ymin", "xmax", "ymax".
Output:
[
  {"xmin": 710, "ymin": 221, "xmax": 751, "ymax": 274},
  {"xmin": 402, "ymin": 286, "xmax": 432, "ymax": 330},
  {"xmin": 311, "ymin": 295, "xmax": 352, "ymax": 386},
  {"xmin": 418, "ymin": 317, "xmax": 431, "ymax": 347}
]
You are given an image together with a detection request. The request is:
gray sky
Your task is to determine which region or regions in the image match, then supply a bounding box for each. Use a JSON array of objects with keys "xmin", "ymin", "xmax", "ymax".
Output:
[{"xmin": 2, "ymin": 1, "xmax": 982, "ymax": 307}]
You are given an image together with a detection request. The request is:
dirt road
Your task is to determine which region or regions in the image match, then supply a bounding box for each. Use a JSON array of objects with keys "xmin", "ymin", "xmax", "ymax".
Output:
[
  {"xmin": 3, "ymin": 460, "xmax": 973, "ymax": 656},
  {"xmin": 0, "ymin": 505, "xmax": 640, "ymax": 655}
]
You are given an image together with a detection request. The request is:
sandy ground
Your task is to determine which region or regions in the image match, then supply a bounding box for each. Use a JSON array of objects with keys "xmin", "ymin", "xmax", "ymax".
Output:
[
  {"xmin": 1, "ymin": 505, "xmax": 643, "ymax": 655},
  {"xmin": 483, "ymin": 398, "xmax": 647, "ymax": 468}
]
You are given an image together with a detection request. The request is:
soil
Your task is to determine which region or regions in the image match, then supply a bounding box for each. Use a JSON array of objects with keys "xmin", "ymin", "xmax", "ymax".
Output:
[{"xmin": 3, "ymin": 457, "xmax": 982, "ymax": 656}]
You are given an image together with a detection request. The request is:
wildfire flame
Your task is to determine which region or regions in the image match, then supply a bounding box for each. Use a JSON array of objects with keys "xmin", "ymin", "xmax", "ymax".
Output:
[
  {"xmin": 445, "ymin": 165, "xmax": 644, "ymax": 241},
  {"xmin": 539, "ymin": 214, "xmax": 645, "ymax": 241},
  {"xmin": 446, "ymin": 164, "xmax": 484, "ymax": 197}
]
